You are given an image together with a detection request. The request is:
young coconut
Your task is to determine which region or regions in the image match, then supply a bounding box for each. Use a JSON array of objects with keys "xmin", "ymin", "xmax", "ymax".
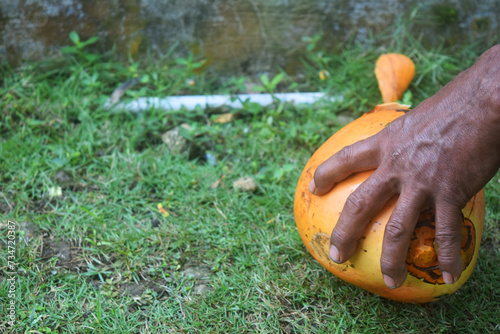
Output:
[{"xmin": 294, "ymin": 54, "xmax": 485, "ymax": 303}]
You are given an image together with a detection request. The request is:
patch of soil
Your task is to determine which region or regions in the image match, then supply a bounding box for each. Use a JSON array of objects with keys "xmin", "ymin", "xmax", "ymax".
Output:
[
  {"xmin": 180, "ymin": 262, "xmax": 214, "ymax": 296},
  {"xmin": 26, "ymin": 198, "xmax": 60, "ymax": 214},
  {"xmin": 181, "ymin": 264, "xmax": 212, "ymax": 280},
  {"xmin": 121, "ymin": 282, "xmax": 143, "ymax": 297},
  {"xmin": 120, "ymin": 279, "xmax": 167, "ymax": 298},
  {"xmin": 42, "ymin": 241, "xmax": 72, "ymax": 264},
  {"xmin": 55, "ymin": 171, "xmax": 96, "ymax": 192},
  {"xmin": 55, "ymin": 171, "xmax": 73, "ymax": 184},
  {"xmin": 20, "ymin": 221, "xmax": 41, "ymax": 239},
  {"xmin": 120, "ymin": 278, "xmax": 170, "ymax": 312},
  {"xmin": 193, "ymin": 283, "xmax": 211, "ymax": 295},
  {"xmin": 41, "ymin": 238, "xmax": 87, "ymax": 271}
]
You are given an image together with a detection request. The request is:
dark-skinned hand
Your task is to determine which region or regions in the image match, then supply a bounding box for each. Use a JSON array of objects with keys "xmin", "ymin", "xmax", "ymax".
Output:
[{"xmin": 309, "ymin": 44, "xmax": 500, "ymax": 289}]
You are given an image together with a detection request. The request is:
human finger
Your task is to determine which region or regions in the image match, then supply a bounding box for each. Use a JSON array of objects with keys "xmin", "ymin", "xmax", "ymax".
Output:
[
  {"xmin": 434, "ymin": 202, "xmax": 464, "ymax": 285},
  {"xmin": 329, "ymin": 168, "xmax": 397, "ymax": 264},
  {"xmin": 310, "ymin": 135, "xmax": 382, "ymax": 196},
  {"xmin": 380, "ymin": 190, "xmax": 425, "ymax": 289}
]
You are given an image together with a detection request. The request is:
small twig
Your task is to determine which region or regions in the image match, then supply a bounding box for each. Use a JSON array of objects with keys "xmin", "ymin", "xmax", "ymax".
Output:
[
  {"xmin": 158, "ymin": 234, "xmax": 169, "ymax": 262},
  {"xmin": 213, "ymin": 201, "xmax": 227, "ymax": 220},
  {"xmin": 161, "ymin": 286, "xmax": 186, "ymax": 319},
  {"xmin": 0, "ymin": 192, "xmax": 13, "ymax": 210}
]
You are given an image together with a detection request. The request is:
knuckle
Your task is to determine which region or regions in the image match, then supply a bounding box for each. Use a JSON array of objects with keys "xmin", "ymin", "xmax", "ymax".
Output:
[
  {"xmin": 436, "ymin": 253, "xmax": 458, "ymax": 266},
  {"xmin": 435, "ymin": 231, "xmax": 462, "ymax": 255},
  {"xmin": 384, "ymin": 219, "xmax": 408, "ymax": 241},
  {"xmin": 344, "ymin": 191, "xmax": 368, "ymax": 216},
  {"xmin": 435, "ymin": 230, "xmax": 461, "ymax": 243},
  {"xmin": 386, "ymin": 176, "xmax": 401, "ymax": 193},
  {"xmin": 442, "ymin": 190, "xmax": 470, "ymax": 208},
  {"xmin": 388, "ymin": 148, "xmax": 405, "ymax": 166},
  {"xmin": 337, "ymin": 145, "xmax": 353, "ymax": 165},
  {"xmin": 380, "ymin": 257, "xmax": 404, "ymax": 276},
  {"xmin": 436, "ymin": 251, "xmax": 463, "ymax": 273}
]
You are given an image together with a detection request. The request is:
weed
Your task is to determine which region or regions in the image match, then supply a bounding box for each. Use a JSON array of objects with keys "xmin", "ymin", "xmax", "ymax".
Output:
[{"xmin": 0, "ymin": 19, "xmax": 498, "ymax": 333}]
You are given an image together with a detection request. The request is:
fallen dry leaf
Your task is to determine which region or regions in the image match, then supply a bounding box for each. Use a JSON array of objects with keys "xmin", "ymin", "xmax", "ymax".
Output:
[{"xmin": 214, "ymin": 113, "xmax": 234, "ymax": 124}]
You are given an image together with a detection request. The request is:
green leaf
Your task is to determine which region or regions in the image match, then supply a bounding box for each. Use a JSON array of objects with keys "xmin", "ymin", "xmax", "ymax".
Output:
[
  {"xmin": 401, "ymin": 90, "xmax": 413, "ymax": 106},
  {"xmin": 191, "ymin": 60, "xmax": 206, "ymax": 69},
  {"xmin": 84, "ymin": 53, "xmax": 100, "ymax": 63},
  {"xmin": 270, "ymin": 72, "xmax": 285, "ymax": 90},
  {"xmin": 26, "ymin": 118, "xmax": 46, "ymax": 126},
  {"xmin": 260, "ymin": 74, "xmax": 270, "ymax": 87},
  {"xmin": 69, "ymin": 31, "xmax": 80, "ymax": 45},
  {"xmin": 140, "ymin": 74, "xmax": 150, "ymax": 84},
  {"xmin": 61, "ymin": 46, "xmax": 79, "ymax": 54},
  {"xmin": 175, "ymin": 58, "xmax": 189, "ymax": 66},
  {"xmin": 79, "ymin": 36, "xmax": 99, "ymax": 48},
  {"xmin": 79, "ymin": 206, "xmax": 97, "ymax": 217},
  {"xmin": 251, "ymin": 85, "xmax": 267, "ymax": 93}
]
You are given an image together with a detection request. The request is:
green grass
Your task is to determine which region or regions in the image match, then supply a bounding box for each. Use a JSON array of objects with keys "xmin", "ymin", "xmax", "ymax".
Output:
[{"xmin": 0, "ymin": 22, "xmax": 499, "ymax": 333}]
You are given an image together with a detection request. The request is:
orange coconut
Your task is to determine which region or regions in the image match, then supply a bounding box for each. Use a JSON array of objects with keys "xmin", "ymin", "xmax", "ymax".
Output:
[{"xmin": 293, "ymin": 55, "xmax": 485, "ymax": 303}]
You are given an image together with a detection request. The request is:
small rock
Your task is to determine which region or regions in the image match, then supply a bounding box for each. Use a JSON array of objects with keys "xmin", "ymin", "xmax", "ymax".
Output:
[
  {"xmin": 180, "ymin": 263, "xmax": 213, "ymax": 296},
  {"xmin": 121, "ymin": 283, "xmax": 142, "ymax": 297},
  {"xmin": 151, "ymin": 218, "xmax": 160, "ymax": 228},
  {"xmin": 181, "ymin": 266, "xmax": 212, "ymax": 280},
  {"xmin": 193, "ymin": 283, "xmax": 212, "ymax": 296},
  {"xmin": 161, "ymin": 126, "xmax": 190, "ymax": 155},
  {"xmin": 205, "ymin": 152, "xmax": 217, "ymax": 166},
  {"xmin": 48, "ymin": 186, "xmax": 62, "ymax": 197},
  {"xmin": 233, "ymin": 176, "xmax": 257, "ymax": 192}
]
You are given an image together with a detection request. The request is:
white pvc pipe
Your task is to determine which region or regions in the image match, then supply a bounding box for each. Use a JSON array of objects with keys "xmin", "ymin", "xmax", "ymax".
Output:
[{"xmin": 111, "ymin": 92, "xmax": 339, "ymax": 112}]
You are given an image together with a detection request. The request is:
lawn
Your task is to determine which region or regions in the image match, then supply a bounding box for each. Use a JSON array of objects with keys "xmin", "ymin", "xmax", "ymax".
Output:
[{"xmin": 0, "ymin": 23, "xmax": 499, "ymax": 333}]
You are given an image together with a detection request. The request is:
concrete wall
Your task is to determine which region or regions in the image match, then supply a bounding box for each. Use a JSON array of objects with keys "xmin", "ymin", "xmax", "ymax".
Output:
[{"xmin": 0, "ymin": 0, "xmax": 498, "ymax": 75}]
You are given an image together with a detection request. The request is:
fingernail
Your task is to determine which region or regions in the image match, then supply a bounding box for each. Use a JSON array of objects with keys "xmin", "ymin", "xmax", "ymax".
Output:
[
  {"xmin": 309, "ymin": 179, "xmax": 316, "ymax": 195},
  {"xmin": 383, "ymin": 274, "xmax": 397, "ymax": 289},
  {"xmin": 329, "ymin": 244, "xmax": 340, "ymax": 263},
  {"xmin": 442, "ymin": 271, "xmax": 456, "ymax": 285}
]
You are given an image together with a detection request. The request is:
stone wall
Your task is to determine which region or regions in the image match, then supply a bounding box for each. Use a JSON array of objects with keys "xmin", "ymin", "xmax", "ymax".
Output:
[{"xmin": 0, "ymin": 0, "xmax": 498, "ymax": 75}]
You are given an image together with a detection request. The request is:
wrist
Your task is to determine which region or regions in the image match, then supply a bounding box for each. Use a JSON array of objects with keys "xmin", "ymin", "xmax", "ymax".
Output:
[
  {"xmin": 462, "ymin": 45, "xmax": 500, "ymax": 138},
  {"xmin": 475, "ymin": 44, "xmax": 500, "ymax": 113}
]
